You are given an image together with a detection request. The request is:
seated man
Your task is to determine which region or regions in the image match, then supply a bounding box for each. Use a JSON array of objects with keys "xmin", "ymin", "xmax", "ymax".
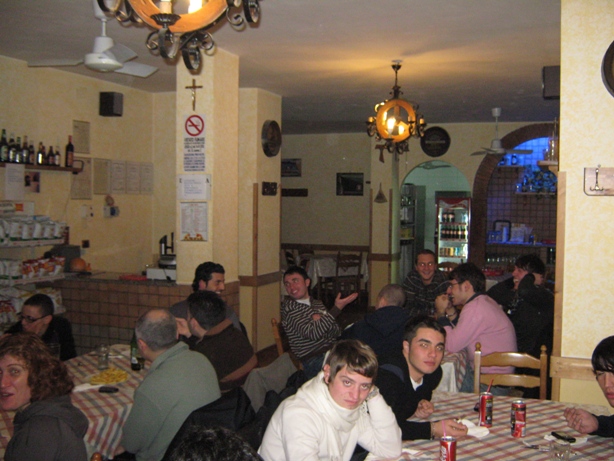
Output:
[
  {"xmin": 169, "ymin": 262, "xmax": 242, "ymax": 343},
  {"xmin": 341, "ymin": 284, "xmax": 410, "ymax": 357},
  {"xmin": 402, "ymin": 250, "xmax": 450, "ymax": 317},
  {"xmin": 117, "ymin": 309, "xmax": 221, "ymax": 461},
  {"xmin": 259, "ymin": 339, "xmax": 402, "ymax": 461},
  {"xmin": 487, "ymin": 254, "xmax": 554, "ymax": 358},
  {"xmin": 434, "ymin": 262, "xmax": 517, "ymax": 395},
  {"xmin": 281, "ymin": 265, "xmax": 357, "ymax": 379},
  {"xmin": 6, "ymin": 293, "xmax": 76, "ymax": 361},
  {"xmin": 564, "ymin": 336, "xmax": 614, "ymax": 437},
  {"xmin": 376, "ymin": 315, "xmax": 467, "ymax": 440},
  {"xmin": 187, "ymin": 290, "xmax": 257, "ymax": 392}
]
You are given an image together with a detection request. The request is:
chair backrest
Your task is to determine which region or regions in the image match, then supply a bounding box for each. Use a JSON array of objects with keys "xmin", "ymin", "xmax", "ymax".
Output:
[
  {"xmin": 334, "ymin": 251, "xmax": 363, "ymax": 296},
  {"xmin": 271, "ymin": 318, "xmax": 285, "ymax": 357},
  {"xmin": 335, "ymin": 251, "xmax": 362, "ymax": 274},
  {"xmin": 473, "ymin": 342, "xmax": 548, "ymax": 399}
]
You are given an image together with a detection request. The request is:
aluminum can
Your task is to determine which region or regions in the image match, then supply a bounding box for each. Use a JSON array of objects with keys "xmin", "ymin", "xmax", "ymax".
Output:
[
  {"xmin": 439, "ymin": 436, "xmax": 456, "ymax": 461},
  {"xmin": 511, "ymin": 399, "xmax": 527, "ymax": 438},
  {"xmin": 479, "ymin": 392, "xmax": 493, "ymax": 427}
]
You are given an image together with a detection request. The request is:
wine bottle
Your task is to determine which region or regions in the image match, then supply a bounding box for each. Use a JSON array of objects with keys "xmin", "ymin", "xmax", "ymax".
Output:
[
  {"xmin": 54, "ymin": 145, "xmax": 61, "ymax": 166},
  {"xmin": 27, "ymin": 142, "xmax": 35, "ymax": 165},
  {"xmin": 7, "ymin": 133, "xmax": 16, "ymax": 163},
  {"xmin": 130, "ymin": 332, "xmax": 141, "ymax": 371},
  {"xmin": 47, "ymin": 146, "xmax": 55, "ymax": 166},
  {"xmin": 13, "ymin": 137, "xmax": 21, "ymax": 163},
  {"xmin": 0, "ymin": 129, "xmax": 7, "ymax": 162},
  {"xmin": 65, "ymin": 135, "xmax": 74, "ymax": 168},
  {"xmin": 36, "ymin": 142, "xmax": 45, "ymax": 166},
  {"xmin": 21, "ymin": 136, "xmax": 29, "ymax": 164}
]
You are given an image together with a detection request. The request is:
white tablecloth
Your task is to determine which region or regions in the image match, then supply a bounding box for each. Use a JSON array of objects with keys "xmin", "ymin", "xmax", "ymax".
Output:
[
  {"xmin": 303, "ymin": 254, "xmax": 369, "ymax": 286},
  {"xmin": 435, "ymin": 349, "xmax": 468, "ymax": 393}
]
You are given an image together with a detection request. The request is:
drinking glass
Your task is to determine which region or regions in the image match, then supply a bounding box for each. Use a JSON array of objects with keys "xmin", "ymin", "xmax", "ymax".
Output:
[
  {"xmin": 549, "ymin": 440, "xmax": 570, "ymax": 461},
  {"xmin": 96, "ymin": 344, "xmax": 109, "ymax": 370}
]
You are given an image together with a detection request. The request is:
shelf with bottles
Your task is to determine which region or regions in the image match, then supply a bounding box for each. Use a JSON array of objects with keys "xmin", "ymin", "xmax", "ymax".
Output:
[{"xmin": 0, "ymin": 162, "xmax": 82, "ymax": 174}]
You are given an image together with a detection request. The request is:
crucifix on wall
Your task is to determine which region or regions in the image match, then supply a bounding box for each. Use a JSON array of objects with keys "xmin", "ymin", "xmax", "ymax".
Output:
[{"xmin": 185, "ymin": 78, "xmax": 203, "ymax": 111}]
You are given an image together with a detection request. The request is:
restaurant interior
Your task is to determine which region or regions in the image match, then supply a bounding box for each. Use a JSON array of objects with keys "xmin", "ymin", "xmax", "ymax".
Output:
[{"xmin": 0, "ymin": 0, "xmax": 612, "ymax": 440}]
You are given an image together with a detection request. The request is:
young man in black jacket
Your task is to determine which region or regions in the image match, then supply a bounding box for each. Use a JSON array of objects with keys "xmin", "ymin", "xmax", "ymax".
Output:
[{"xmin": 376, "ymin": 316, "xmax": 467, "ymax": 440}]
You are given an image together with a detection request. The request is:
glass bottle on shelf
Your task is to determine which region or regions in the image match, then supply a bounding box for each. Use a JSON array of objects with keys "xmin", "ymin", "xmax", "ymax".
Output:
[{"xmin": 0, "ymin": 129, "xmax": 8, "ymax": 162}]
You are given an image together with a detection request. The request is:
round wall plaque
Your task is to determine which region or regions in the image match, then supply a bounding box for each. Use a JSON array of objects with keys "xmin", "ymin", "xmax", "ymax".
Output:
[
  {"xmin": 261, "ymin": 120, "xmax": 282, "ymax": 157},
  {"xmin": 420, "ymin": 126, "xmax": 451, "ymax": 157}
]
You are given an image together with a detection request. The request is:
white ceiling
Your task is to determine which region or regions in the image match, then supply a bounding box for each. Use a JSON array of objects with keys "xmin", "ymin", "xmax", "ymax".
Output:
[{"xmin": 0, "ymin": 0, "xmax": 561, "ymax": 134}]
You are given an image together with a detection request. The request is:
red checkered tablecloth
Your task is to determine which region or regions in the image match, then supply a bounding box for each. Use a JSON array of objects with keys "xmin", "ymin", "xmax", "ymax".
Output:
[
  {"xmin": 368, "ymin": 391, "xmax": 613, "ymax": 460},
  {"xmin": 0, "ymin": 346, "xmax": 145, "ymax": 459}
]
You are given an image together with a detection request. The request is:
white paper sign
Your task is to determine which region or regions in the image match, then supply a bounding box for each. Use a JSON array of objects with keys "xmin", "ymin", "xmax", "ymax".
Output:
[
  {"xmin": 183, "ymin": 114, "xmax": 206, "ymax": 172},
  {"xmin": 180, "ymin": 202, "xmax": 208, "ymax": 241},
  {"xmin": 177, "ymin": 174, "xmax": 211, "ymax": 200},
  {"xmin": 5, "ymin": 164, "xmax": 25, "ymax": 200}
]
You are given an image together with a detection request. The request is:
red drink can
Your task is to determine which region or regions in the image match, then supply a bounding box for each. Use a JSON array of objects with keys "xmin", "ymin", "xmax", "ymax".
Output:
[
  {"xmin": 479, "ymin": 392, "xmax": 493, "ymax": 427},
  {"xmin": 511, "ymin": 399, "xmax": 527, "ymax": 437},
  {"xmin": 439, "ymin": 436, "xmax": 456, "ymax": 461}
]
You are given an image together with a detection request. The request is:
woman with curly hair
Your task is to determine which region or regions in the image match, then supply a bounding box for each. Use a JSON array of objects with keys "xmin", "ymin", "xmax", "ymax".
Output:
[{"xmin": 0, "ymin": 332, "xmax": 88, "ymax": 461}]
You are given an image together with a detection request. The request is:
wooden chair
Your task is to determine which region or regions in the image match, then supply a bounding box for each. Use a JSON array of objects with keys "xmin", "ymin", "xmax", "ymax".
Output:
[
  {"xmin": 438, "ymin": 261, "xmax": 458, "ymax": 273},
  {"xmin": 473, "ymin": 342, "xmax": 548, "ymax": 399},
  {"xmin": 271, "ymin": 318, "xmax": 286, "ymax": 357},
  {"xmin": 334, "ymin": 251, "xmax": 363, "ymax": 297}
]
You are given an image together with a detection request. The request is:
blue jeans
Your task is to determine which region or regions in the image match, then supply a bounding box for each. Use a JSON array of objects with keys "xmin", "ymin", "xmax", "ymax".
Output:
[
  {"xmin": 461, "ymin": 364, "xmax": 512, "ymax": 396},
  {"xmin": 301, "ymin": 354, "xmax": 325, "ymax": 380}
]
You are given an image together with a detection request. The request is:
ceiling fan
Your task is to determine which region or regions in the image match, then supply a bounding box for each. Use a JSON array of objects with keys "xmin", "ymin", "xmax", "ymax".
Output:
[
  {"xmin": 27, "ymin": 0, "xmax": 157, "ymax": 78},
  {"xmin": 471, "ymin": 107, "xmax": 532, "ymax": 156}
]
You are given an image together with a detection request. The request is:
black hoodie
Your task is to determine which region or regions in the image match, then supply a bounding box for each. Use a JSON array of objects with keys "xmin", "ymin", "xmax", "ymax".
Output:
[{"xmin": 5, "ymin": 394, "xmax": 88, "ymax": 461}]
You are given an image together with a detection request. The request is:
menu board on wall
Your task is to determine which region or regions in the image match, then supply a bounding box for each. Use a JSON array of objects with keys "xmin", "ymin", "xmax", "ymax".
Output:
[
  {"xmin": 126, "ymin": 162, "xmax": 140, "ymax": 194},
  {"xmin": 180, "ymin": 201, "xmax": 208, "ymax": 241},
  {"xmin": 71, "ymin": 157, "xmax": 92, "ymax": 200}
]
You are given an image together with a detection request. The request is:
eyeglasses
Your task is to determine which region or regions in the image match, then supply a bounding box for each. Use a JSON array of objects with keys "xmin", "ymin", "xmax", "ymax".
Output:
[{"xmin": 18, "ymin": 313, "xmax": 46, "ymax": 324}]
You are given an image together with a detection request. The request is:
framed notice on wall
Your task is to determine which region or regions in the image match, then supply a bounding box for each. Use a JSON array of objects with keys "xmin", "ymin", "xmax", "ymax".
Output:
[{"xmin": 71, "ymin": 157, "xmax": 92, "ymax": 199}]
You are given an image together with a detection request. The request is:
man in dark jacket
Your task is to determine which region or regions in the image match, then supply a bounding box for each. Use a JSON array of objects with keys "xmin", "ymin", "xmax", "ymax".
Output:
[
  {"xmin": 6, "ymin": 293, "xmax": 76, "ymax": 361},
  {"xmin": 376, "ymin": 316, "xmax": 467, "ymax": 440},
  {"xmin": 487, "ymin": 254, "xmax": 553, "ymax": 359},
  {"xmin": 340, "ymin": 284, "xmax": 409, "ymax": 357}
]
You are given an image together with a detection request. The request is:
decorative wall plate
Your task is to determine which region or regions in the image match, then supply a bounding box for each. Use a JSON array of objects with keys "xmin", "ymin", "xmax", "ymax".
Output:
[
  {"xmin": 261, "ymin": 120, "xmax": 282, "ymax": 157},
  {"xmin": 420, "ymin": 126, "xmax": 451, "ymax": 157}
]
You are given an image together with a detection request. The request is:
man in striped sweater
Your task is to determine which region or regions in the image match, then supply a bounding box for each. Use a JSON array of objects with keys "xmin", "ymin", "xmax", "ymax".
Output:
[{"xmin": 281, "ymin": 266, "xmax": 358, "ymax": 379}]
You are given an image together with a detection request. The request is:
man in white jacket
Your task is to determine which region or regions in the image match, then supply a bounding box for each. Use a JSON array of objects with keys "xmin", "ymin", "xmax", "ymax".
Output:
[{"xmin": 259, "ymin": 340, "xmax": 402, "ymax": 461}]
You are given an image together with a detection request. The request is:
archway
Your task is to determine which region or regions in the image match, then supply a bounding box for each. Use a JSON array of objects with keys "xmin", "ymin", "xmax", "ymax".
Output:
[{"xmin": 470, "ymin": 123, "xmax": 555, "ymax": 267}]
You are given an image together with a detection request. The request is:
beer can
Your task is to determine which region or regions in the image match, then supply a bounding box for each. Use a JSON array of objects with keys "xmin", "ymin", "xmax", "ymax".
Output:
[
  {"xmin": 511, "ymin": 399, "xmax": 527, "ymax": 438},
  {"xmin": 439, "ymin": 436, "xmax": 456, "ymax": 461},
  {"xmin": 479, "ymin": 392, "xmax": 493, "ymax": 427}
]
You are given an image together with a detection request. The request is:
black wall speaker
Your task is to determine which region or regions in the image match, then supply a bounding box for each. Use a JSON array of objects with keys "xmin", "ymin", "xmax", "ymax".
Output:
[
  {"xmin": 542, "ymin": 66, "xmax": 560, "ymax": 100},
  {"xmin": 99, "ymin": 92, "xmax": 123, "ymax": 116}
]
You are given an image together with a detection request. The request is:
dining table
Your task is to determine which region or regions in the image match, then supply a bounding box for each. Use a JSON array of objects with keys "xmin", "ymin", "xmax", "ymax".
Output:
[
  {"xmin": 303, "ymin": 254, "xmax": 369, "ymax": 288},
  {"xmin": 366, "ymin": 391, "xmax": 612, "ymax": 460},
  {"xmin": 0, "ymin": 344, "xmax": 145, "ymax": 460},
  {"xmin": 436, "ymin": 349, "xmax": 467, "ymax": 393}
]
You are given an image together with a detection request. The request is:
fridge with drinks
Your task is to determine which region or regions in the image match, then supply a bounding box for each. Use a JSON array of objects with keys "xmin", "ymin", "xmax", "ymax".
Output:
[{"xmin": 436, "ymin": 193, "xmax": 471, "ymax": 267}]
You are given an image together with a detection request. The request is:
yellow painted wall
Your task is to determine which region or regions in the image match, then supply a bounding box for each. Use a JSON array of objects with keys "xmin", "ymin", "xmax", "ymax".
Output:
[
  {"xmin": 281, "ymin": 133, "xmax": 372, "ymax": 245},
  {"xmin": 558, "ymin": 0, "xmax": 614, "ymax": 408},
  {"xmin": 0, "ymin": 55, "xmax": 167, "ymax": 274}
]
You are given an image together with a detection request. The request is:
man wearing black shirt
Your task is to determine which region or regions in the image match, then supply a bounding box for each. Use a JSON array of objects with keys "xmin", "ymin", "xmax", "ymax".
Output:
[
  {"xmin": 6, "ymin": 293, "xmax": 76, "ymax": 361},
  {"xmin": 376, "ymin": 316, "xmax": 467, "ymax": 440}
]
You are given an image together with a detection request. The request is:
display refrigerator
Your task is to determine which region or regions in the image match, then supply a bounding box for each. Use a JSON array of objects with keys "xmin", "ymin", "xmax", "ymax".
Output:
[
  {"xmin": 436, "ymin": 193, "xmax": 471, "ymax": 266},
  {"xmin": 399, "ymin": 184, "xmax": 425, "ymax": 283}
]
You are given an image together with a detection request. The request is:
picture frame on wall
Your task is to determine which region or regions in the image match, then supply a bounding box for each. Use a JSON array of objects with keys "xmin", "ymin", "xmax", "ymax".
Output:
[
  {"xmin": 281, "ymin": 158, "xmax": 302, "ymax": 177},
  {"xmin": 337, "ymin": 173, "xmax": 364, "ymax": 196}
]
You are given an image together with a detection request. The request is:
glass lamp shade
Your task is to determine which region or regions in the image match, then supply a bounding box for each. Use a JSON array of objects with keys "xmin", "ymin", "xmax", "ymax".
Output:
[
  {"xmin": 129, "ymin": 0, "xmax": 227, "ymax": 32},
  {"xmin": 375, "ymin": 98, "xmax": 417, "ymax": 143}
]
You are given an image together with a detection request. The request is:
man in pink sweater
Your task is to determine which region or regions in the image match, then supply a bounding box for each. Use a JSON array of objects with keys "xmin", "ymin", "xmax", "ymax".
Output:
[{"xmin": 435, "ymin": 262, "xmax": 517, "ymax": 395}]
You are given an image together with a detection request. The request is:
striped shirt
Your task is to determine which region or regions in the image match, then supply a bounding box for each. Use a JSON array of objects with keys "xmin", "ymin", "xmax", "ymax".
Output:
[{"xmin": 281, "ymin": 297, "xmax": 341, "ymax": 360}]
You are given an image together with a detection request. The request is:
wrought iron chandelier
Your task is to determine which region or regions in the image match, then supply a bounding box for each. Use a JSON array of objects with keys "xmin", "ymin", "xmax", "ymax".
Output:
[
  {"xmin": 366, "ymin": 61, "xmax": 426, "ymax": 160},
  {"xmin": 96, "ymin": 0, "xmax": 260, "ymax": 71}
]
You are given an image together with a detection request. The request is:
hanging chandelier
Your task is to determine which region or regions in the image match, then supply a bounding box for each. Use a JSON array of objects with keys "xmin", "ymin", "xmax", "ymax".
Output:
[
  {"xmin": 96, "ymin": 0, "xmax": 260, "ymax": 71},
  {"xmin": 366, "ymin": 60, "xmax": 426, "ymax": 160}
]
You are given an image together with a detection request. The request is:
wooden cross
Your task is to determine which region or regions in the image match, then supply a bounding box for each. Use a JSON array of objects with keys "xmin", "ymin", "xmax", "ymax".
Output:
[
  {"xmin": 185, "ymin": 78, "xmax": 203, "ymax": 111},
  {"xmin": 375, "ymin": 144, "xmax": 387, "ymax": 163}
]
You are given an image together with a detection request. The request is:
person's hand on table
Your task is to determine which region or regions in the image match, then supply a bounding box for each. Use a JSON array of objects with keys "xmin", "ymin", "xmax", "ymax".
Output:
[
  {"xmin": 564, "ymin": 407, "xmax": 598, "ymax": 434},
  {"xmin": 432, "ymin": 419, "xmax": 468, "ymax": 439},
  {"xmin": 413, "ymin": 399, "xmax": 434, "ymax": 419},
  {"xmin": 335, "ymin": 292, "xmax": 358, "ymax": 310}
]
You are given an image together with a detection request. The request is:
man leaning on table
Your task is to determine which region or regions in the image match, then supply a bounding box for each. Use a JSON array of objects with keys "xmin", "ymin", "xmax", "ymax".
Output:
[
  {"xmin": 434, "ymin": 262, "xmax": 517, "ymax": 395},
  {"xmin": 376, "ymin": 315, "xmax": 468, "ymax": 441},
  {"xmin": 565, "ymin": 335, "xmax": 614, "ymax": 437},
  {"xmin": 115, "ymin": 309, "xmax": 221, "ymax": 461}
]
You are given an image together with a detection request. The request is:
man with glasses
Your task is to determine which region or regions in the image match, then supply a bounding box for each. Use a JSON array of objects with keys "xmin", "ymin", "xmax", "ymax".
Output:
[
  {"xmin": 5, "ymin": 293, "xmax": 76, "ymax": 361},
  {"xmin": 402, "ymin": 250, "xmax": 449, "ymax": 317}
]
